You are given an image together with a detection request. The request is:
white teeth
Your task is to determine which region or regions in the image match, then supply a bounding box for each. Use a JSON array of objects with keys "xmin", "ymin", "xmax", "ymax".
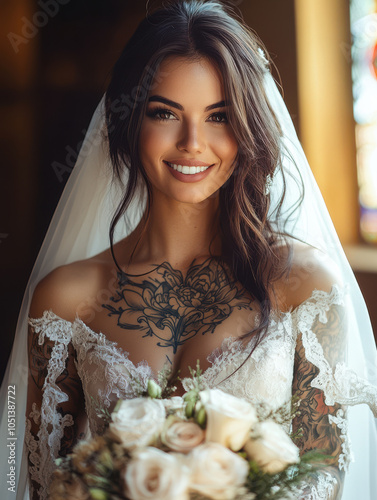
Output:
[{"xmin": 167, "ymin": 163, "xmax": 210, "ymax": 174}]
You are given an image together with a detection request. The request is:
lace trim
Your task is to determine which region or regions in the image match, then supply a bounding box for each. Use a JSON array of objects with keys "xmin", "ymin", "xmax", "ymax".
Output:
[
  {"xmin": 24, "ymin": 406, "xmax": 40, "ymax": 500},
  {"xmin": 296, "ymin": 286, "xmax": 377, "ymax": 417},
  {"xmin": 328, "ymin": 408, "xmax": 354, "ymax": 472},
  {"xmin": 307, "ymin": 471, "xmax": 338, "ymax": 500},
  {"xmin": 26, "ymin": 311, "xmax": 75, "ymax": 500},
  {"xmin": 72, "ymin": 319, "xmax": 154, "ymax": 435},
  {"xmin": 293, "ymin": 284, "xmax": 346, "ymax": 322}
]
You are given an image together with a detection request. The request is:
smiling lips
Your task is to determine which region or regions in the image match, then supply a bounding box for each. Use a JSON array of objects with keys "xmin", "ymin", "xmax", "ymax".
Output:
[{"xmin": 164, "ymin": 159, "xmax": 214, "ymax": 176}]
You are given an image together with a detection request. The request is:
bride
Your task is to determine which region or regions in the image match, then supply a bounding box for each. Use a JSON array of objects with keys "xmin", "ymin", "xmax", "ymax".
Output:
[{"xmin": 1, "ymin": 1, "xmax": 376, "ymax": 499}]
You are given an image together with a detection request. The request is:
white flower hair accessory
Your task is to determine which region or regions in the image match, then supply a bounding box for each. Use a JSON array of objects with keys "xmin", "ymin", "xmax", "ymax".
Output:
[{"xmin": 265, "ymin": 173, "xmax": 274, "ymax": 195}]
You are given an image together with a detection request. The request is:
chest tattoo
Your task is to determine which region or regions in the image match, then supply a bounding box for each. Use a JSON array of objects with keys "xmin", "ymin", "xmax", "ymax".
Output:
[{"xmin": 102, "ymin": 258, "xmax": 252, "ymax": 353}]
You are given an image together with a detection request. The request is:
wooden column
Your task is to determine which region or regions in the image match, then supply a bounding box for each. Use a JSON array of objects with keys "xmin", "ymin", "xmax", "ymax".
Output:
[{"xmin": 294, "ymin": 0, "xmax": 359, "ymax": 244}]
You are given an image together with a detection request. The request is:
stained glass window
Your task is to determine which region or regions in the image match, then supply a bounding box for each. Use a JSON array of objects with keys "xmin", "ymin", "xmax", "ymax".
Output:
[{"xmin": 350, "ymin": 0, "xmax": 377, "ymax": 242}]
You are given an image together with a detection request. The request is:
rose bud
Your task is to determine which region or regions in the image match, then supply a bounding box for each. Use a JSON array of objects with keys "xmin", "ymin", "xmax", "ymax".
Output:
[
  {"xmin": 88, "ymin": 488, "xmax": 109, "ymax": 500},
  {"xmin": 147, "ymin": 379, "xmax": 162, "ymax": 399},
  {"xmin": 195, "ymin": 406, "xmax": 206, "ymax": 428},
  {"xmin": 185, "ymin": 400, "xmax": 195, "ymax": 418}
]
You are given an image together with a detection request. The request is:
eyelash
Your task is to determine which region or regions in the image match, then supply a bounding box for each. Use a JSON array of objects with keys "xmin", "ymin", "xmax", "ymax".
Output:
[{"xmin": 146, "ymin": 107, "xmax": 228, "ymax": 124}]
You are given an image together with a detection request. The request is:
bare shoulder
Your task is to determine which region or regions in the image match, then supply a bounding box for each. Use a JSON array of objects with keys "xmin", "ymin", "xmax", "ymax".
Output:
[
  {"xmin": 272, "ymin": 238, "xmax": 343, "ymax": 311},
  {"xmin": 29, "ymin": 257, "xmax": 109, "ymax": 323}
]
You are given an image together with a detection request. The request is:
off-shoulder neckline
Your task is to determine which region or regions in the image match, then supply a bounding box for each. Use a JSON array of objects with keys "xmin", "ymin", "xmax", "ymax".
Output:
[
  {"xmin": 277, "ymin": 282, "xmax": 346, "ymax": 317},
  {"xmin": 28, "ymin": 284, "xmax": 346, "ymax": 380}
]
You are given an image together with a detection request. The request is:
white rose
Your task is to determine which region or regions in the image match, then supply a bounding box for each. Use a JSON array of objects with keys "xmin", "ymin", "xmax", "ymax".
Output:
[
  {"xmin": 244, "ymin": 420, "xmax": 300, "ymax": 474},
  {"xmin": 162, "ymin": 396, "xmax": 185, "ymax": 414},
  {"xmin": 124, "ymin": 447, "xmax": 190, "ymax": 500},
  {"xmin": 200, "ymin": 388, "xmax": 258, "ymax": 451},
  {"xmin": 161, "ymin": 416, "xmax": 205, "ymax": 453},
  {"xmin": 109, "ymin": 398, "xmax": 165, "ymax": 449},
  {"xmin": 187, "ymin": 442, "xmax": 249, "ymax": 500}
]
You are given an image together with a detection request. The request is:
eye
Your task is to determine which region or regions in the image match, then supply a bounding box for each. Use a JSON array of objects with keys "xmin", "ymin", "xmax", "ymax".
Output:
[
  {"xmin": 145, "ymin": 107, "xmax": 176, "ymax": 121},
  {"xmin": 207, "ymin": 112, "xmax": 228, "ymax": 124}
]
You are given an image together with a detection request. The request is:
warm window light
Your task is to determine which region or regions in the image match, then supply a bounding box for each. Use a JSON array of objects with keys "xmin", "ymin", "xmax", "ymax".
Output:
[
  {"xmin": 350, "ymin": 0, "xmax": 377, "ymax": 243},
  {"xmin": 372, "ymin": 41, "xmax": 377, "ymax": 77}
]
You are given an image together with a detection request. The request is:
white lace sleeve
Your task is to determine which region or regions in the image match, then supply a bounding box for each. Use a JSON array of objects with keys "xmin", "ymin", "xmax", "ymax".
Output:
[
  {"xmin": 292, "ymin": 284, "xmax": 377, "ymax": 499},
  {"xmin": 25, "ymin": 310, "xmax": 87, "ymax": 500}
]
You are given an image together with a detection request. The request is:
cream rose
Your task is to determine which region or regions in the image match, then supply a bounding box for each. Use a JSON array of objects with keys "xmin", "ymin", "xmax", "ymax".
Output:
[
  {"xmin": 161, "ymin": 416, "xmax": 205, "ymax": 453},
  {"xmin": 187, "ymin": 442, "xmax": 249, "ymax": 500},
  {"xmin": 109, "ymin": 398, "xmax": 165, "ymax": 449},
  {"xmin": 244, "ymin": 420, "xmax": 300, "ymax": 474},
  {"xmin": 124, "ymin": 447, "xmax": 190, "ymax": 500},
  {"xmin": 200, "ymin": 388, "xmax": 258, "ymax": 451}
]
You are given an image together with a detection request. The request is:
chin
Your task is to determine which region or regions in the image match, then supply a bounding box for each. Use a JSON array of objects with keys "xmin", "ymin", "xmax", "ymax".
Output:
[{"xmin": 170, "ymin": 187, "xmax": 219, "ymax": 205}]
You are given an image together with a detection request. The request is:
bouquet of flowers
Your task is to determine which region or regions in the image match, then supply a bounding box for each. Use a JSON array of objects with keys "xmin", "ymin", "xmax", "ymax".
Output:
[{"xmin": 50, "ymin": 364, "xmax": 324, "ymax": 500}]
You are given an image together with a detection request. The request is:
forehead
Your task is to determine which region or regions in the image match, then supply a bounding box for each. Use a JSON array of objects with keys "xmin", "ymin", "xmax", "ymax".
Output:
[{"xmin": 150, "ymin": 56, "xmax": 224, "ymax": 101}]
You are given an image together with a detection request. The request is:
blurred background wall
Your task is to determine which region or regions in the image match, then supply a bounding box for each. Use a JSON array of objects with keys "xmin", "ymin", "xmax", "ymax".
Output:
[{"xmin": 1, "ymin": 0, "xmax": 376, "ymax": 384}]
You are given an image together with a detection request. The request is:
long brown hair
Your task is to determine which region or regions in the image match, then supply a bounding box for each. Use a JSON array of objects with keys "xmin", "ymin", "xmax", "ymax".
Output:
[{"xmin": 104, "ymin": 0, "xmax": 299, "ymax": 348}]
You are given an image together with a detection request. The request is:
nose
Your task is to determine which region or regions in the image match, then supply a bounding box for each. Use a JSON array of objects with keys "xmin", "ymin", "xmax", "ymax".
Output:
[{"xmin": 176, "ymin": 120, "xmax": 206, "ymax": 154}]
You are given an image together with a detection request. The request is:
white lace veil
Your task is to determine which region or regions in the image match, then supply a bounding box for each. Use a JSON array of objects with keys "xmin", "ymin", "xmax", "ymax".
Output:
[{"xmin": 0, "ymin": 42, "xmax": 376, "ymax": 500}]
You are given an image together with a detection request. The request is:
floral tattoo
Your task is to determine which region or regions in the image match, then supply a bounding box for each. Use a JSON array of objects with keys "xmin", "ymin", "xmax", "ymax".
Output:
[{"xmin": 102, "ymin": 258, "xmax": 252, "ymax": 353}]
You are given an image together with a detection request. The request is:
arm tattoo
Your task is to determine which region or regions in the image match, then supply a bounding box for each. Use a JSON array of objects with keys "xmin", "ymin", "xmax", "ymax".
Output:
[
  {"xmin": 293, "ymin": 304, "xmax": 347, "ymax": 499},
  {"xmin": 293, "ymin": 346, "xmax": 343, "ymax": 460}
]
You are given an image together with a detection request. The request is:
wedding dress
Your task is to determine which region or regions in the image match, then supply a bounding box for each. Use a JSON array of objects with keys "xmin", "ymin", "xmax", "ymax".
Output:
[
  {"xmin": 25, "ymin": 282, "xmax": 376, "ymax": 500},
  {"xmin": 1, "ymin": 50, "xmax": 377, "ymax": 500}
]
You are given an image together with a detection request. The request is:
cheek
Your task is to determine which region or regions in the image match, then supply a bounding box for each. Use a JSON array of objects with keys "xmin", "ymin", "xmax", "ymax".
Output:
[
  {"xmin": 139, "ymin": 123, "xmax": 175, "ymax": 160},
  {"xmin": 138, "ymin": 124, "xmax": 172, "ymax": 184},
  {"xmin": 139, "ymin": 126, "xmax": 159, "ymax": 162},
  {"xmin": 210, "ymin": 128, "xmax": 238, "ymax": 161}
]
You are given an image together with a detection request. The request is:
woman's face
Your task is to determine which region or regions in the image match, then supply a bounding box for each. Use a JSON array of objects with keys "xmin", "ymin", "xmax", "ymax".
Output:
[{"xmin": 138, "ymin": 56, "xmax": 238, "ymax": 204}]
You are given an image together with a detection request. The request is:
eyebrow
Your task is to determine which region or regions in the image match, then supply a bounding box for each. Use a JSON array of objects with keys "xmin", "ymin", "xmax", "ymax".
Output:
[{"xmin": 147, "ymin": 95, "xmax": 229, "ymax": 112}]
